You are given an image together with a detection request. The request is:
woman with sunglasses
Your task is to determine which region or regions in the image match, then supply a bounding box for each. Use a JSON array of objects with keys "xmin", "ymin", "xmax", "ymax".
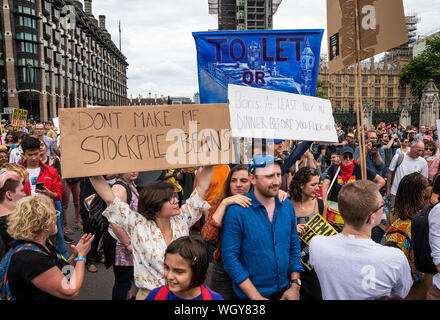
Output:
[
  {"xmin": 396, "ymin": 137, "xmax": 410, "ymax": 156},
  {"xmin": 289, "ymin": 167, "xmax": 325, "ymax": 300},
  {"xmin": 423, "ymin": 140, "xmax": 439, "ymax": 183},
  {"xmin": 2, "ymin": 195, "xmax": 94, "ymax": 300},
  {"xmin": 89, "ymin": 165, "xmax": 214, "ymax": 300}
]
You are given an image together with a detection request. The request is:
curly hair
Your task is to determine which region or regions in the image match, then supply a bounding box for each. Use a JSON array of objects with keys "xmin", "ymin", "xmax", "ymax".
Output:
[
  {"xmin": 137, "ymin": 181, "xmax": 175, "ymax": 220},
  {"xmin": 289, "ymin": 167, "xmax": 319, "ymax": 202},
  {"xmin": 394, "ymin": 173, "xmax": 428, "ymax": 220},
  {"xmin": 424, "ymin": 140, "xmax": 437, "ymax": 155},
  {"xmin": 0, "ymin": 163, "xmax": 29, "ymax": 184},
  {"xmin": 7, "ymin": 195, "xmax": 55, "ymax": 241}
]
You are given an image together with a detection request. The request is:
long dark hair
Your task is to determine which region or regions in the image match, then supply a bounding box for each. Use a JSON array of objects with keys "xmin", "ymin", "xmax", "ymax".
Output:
[
  {"xmin": 289, "ymin": 167, "xmax": 319, "ymax": 202},
  {"xmin": 394, "ymin": 172, "xmax": 428, "ymax": 220},
  {"xmin": 212, "ymin": 164, "xmax": 249, "ymax": 206}
]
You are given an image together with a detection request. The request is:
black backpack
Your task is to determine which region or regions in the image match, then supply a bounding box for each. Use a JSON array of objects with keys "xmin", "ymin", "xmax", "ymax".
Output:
[
  {"xmin": 411, "ymin": 204, "xmax": 438, "ymax": 275},
  {"xmin": 84, "ymin": 180, "xmax": 133, "ymax": 234}
]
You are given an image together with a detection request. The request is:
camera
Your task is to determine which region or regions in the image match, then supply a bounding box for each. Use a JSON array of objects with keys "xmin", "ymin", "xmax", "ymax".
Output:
[{"xmin": 372, "ymin": 142, "xmax": 382, "ymax": 149}]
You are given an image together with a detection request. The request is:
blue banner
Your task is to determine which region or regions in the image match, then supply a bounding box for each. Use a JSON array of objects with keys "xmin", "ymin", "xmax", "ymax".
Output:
[{"xmin": 193, "ymin": 30, "xmax": 324, "ymax": 104}]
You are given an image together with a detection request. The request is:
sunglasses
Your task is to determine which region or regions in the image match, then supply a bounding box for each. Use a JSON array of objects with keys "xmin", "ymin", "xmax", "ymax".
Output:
[
  {"xmin": 342, "ymin": 154, "xmax": 353, "ymax": 160},
  {"xmin": 425, "ymin": 148, "xmax": 435, "ymax": 152}
]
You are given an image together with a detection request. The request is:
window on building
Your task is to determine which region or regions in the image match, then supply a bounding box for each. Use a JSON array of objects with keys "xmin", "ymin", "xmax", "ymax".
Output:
[
  {"xmin": 17, "ymin": 6, "xmax": 36, "ymax": 16},
  {"xmin": 388, "ymin": 88, "xmax": 394, "ymax": 97},
  {"xmin": 349, "ymin": 101, "xmax": 354, "ymax": 112},
  {"xmin": 336, "ymin": 87, "xmax": 341, "ymax": 97},
  {"xmin": 349, "ymin": 87, "xmax": 355, "ymax": 97},
  {"xmin": 362, "ymin": 76, "xmax": 368, "ymax": 83},
  {"xmin": 18, "ymin": 41, "xmax": 38, "ymax": 54},
  {"xmin": 362, "ymin": 87, "xmax": 368, "ymax": 97},
  {"xmin": 387, "ymin": 100, "xmax": 393, "ymax": 111},
  {"xmin": 375, "ymin": 88, "xmax": 380, "ymax": 97},
  {"xmin": 375, "ymin": 101, "xmax": 380, "ymax": 110},
  {"xmin": 375, "ymin": 76, "xmax": 381, "ymax": 84},
  {"xmin": 349, "ymin": 75, "xmax": 355, "ymax": 84},
  {"xmin": 336, "ymin": 75, "xmax": 341, "ymax": 83},
  {"xmin": 388, "ymin": 76, "xmax": 394, "ymax": 84},
  {"xmin": 18, "ymin": 16, "xmax": 37, "ymax": 28},
  {"xmin": 400, "ymin": 86, "xmax": 406, "ymax": 97}
]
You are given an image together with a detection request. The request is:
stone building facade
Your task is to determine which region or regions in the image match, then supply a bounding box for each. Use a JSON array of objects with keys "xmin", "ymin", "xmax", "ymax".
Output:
[
  {"xmin": 0, "ymin": 0, "xmax": 128, "ymax": 121},
  {"xmin": 318, "ymin": 55, "xmax": 414, "ymax": 113}
]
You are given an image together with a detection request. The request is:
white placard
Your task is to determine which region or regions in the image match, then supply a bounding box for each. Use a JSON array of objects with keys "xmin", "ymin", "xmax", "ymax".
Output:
[
  {"xmin": 228, "ymin": 84, "xmax": 338, "ymax": 143},
  {"xmin": 436, "ymin": 120, "xmax": 440, "ymax": 138},
  {"xmin": 52, "ymin": 117, "xmax": 59, "ymax": 132}
]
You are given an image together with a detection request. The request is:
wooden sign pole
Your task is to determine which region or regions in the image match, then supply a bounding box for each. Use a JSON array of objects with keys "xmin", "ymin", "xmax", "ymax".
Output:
[{"xmin": 354, "ymin": 0, "xmax": 367, "ymax": 180}]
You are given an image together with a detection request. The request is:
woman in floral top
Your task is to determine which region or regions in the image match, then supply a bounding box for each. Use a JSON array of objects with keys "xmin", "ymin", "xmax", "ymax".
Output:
[{"xmin": 89, "ymin": 166, "xmax": 213, "ymax": 300}]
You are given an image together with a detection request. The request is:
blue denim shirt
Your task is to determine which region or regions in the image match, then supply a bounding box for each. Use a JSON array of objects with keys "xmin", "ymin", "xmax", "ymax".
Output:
[{"xmin": 221, "ymin": 188, "xmax": 303, "ymax": 299}]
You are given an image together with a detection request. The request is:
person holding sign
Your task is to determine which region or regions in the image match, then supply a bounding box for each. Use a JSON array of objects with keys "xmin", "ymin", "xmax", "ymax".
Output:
[
  {"xmin": 309, "ymin": 180, "xmax": 413, "ymax": 300},
  {"xmin": 289, "ymin": 167, "xmax": 325, "ymax": 300},
  {"xmin": 89, "ymin": 165, "xmax": 214, "ymax": 300},
  {"xmin": 221, "ymin": 155, "xmax": 303, "ymax": 300}
]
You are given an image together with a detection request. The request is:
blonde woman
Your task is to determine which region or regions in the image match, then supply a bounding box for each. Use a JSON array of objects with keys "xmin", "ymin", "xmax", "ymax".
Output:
[{"xmin": 3, "ymin": 195, "xmax": 94, "ymax": 300}]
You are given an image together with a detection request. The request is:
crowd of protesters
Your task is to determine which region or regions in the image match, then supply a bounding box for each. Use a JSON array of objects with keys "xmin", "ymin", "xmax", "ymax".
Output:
[{"xmin": 0, "ymin": 118, "xmax": 440, "ymax": 301}]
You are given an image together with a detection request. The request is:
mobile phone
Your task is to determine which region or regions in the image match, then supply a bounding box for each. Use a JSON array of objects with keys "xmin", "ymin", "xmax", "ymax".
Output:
[{"xmin": 36, "ymin": 182, "xmax": 45, "ymax": 190}]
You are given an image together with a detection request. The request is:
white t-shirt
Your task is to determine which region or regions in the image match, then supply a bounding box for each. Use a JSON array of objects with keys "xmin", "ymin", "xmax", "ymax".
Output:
[
  {"xmin": 309, "ymin": 233, "xmax": 412, "ymax": 300},
  {"xmin": 389, "ymin": 154, "xmax": 428, "ymax": 195},
  {"xmin": 429, "ymin": 204, "xmax": 440, "ymax": 290},
  {"xmin": 27, "ymin": 167, "xmax": 41, "ymax": 195}
]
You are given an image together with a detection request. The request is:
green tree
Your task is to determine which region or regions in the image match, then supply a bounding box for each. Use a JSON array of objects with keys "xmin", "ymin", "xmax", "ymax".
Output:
[
  {"xmin": 400, "ymin": 36, "xmax": 440, "ymax": 100},
  {"xmin": 315, "ymin": 79, "xmax": 330, "ymax": 98}
]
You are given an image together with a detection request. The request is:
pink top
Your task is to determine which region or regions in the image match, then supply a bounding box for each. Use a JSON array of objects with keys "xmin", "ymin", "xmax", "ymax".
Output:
[{"xmin": 428, "ymin": 158, "xmax": 440, "ymax": 182}]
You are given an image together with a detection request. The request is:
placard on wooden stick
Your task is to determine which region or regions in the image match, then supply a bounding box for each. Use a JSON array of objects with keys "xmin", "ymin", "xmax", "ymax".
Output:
[
  {"xmin": 327, "ymin": 0, "xmax": 408, "ymax": 74},
  {"xmin": 60, "ymin": 104, "xmax": 234, "ymax": 179}
]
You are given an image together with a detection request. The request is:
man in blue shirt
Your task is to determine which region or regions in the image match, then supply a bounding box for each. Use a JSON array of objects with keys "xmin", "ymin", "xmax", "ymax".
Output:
[{"xmin": 221, "ymin": 155, "xmax": 303, "ymax": 300}]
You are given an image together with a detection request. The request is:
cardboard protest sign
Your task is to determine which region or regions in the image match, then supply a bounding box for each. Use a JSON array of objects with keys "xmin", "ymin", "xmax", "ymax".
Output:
[
  {"xmin": 228, "ymin": 84, "xmax": 338, "ymax": 142},
  {"xmin": 11, "ymin": 109, "xmax": 28, "ymax": 127},
  {"xmin": 327, "ymin": 0, "xmax": 408, "ymax": 74},
  {"xmin": 59, "ymin": 104, "xmax": 234, "ymax": 179},
  {"xmin": 299, "ymin": 213, "xmax": 339, "ymax": 271}
]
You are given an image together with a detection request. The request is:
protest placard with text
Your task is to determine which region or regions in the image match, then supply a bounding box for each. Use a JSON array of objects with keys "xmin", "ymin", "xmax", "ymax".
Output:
[
  {"xmin": 59, "ymin": 104, "xmax": 234, "ymax": 179},
  {"xmin": 327, "ymin": 0, "xmax": 407, "ymax": 74},
  {"xmin": 228, "ymin": 84, "xmax": 338, "ymax": 142},
  {"xmin": 11, "ymin": 109, "xmax": 28, "ymax": 127}
]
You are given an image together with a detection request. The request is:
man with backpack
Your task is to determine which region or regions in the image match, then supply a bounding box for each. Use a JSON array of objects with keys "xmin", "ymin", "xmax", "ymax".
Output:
[{"xmin": 386, "ymin": 139, "xmax": 428, "ymax": 208}]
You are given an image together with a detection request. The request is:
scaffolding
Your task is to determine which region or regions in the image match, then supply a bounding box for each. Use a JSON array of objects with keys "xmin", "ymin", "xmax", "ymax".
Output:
[{"xmin": 208, "ymin": 0, "xmax": 283, "ymax": 30}]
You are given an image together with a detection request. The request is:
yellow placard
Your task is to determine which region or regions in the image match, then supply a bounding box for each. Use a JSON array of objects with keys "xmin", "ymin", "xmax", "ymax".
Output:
[{"xmin": 11, "ymin": 109, "xmax": 28, "ymax": 127}]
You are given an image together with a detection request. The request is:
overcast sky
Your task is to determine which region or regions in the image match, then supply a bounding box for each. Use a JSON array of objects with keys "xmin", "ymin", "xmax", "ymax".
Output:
[{"xmin": 90, "ymin": 0, "xmax": 440, "ymax": 100}]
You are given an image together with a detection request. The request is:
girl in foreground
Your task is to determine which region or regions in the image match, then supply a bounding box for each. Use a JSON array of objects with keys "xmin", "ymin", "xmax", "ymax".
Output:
[{"xmin": 145, "ymin": 236, "xmax": 223, "ymax": 300}]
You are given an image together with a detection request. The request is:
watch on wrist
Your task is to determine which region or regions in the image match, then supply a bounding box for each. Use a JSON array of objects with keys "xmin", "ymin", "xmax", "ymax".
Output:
[{"xmin": 288, "ymin": 279, "xmax": 301, "ymax": 288}]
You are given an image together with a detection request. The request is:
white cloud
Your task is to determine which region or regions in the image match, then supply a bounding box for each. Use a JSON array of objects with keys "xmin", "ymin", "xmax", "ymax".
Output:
[{"xmin": 89, "ymin": 0, "xmax": 439, "ymax": 100}]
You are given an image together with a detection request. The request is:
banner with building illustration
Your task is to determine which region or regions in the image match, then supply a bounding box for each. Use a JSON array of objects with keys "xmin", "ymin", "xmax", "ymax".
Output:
[{"xmin": 193, "ymin": 30, "xmax": 324, "ymax": 103}]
